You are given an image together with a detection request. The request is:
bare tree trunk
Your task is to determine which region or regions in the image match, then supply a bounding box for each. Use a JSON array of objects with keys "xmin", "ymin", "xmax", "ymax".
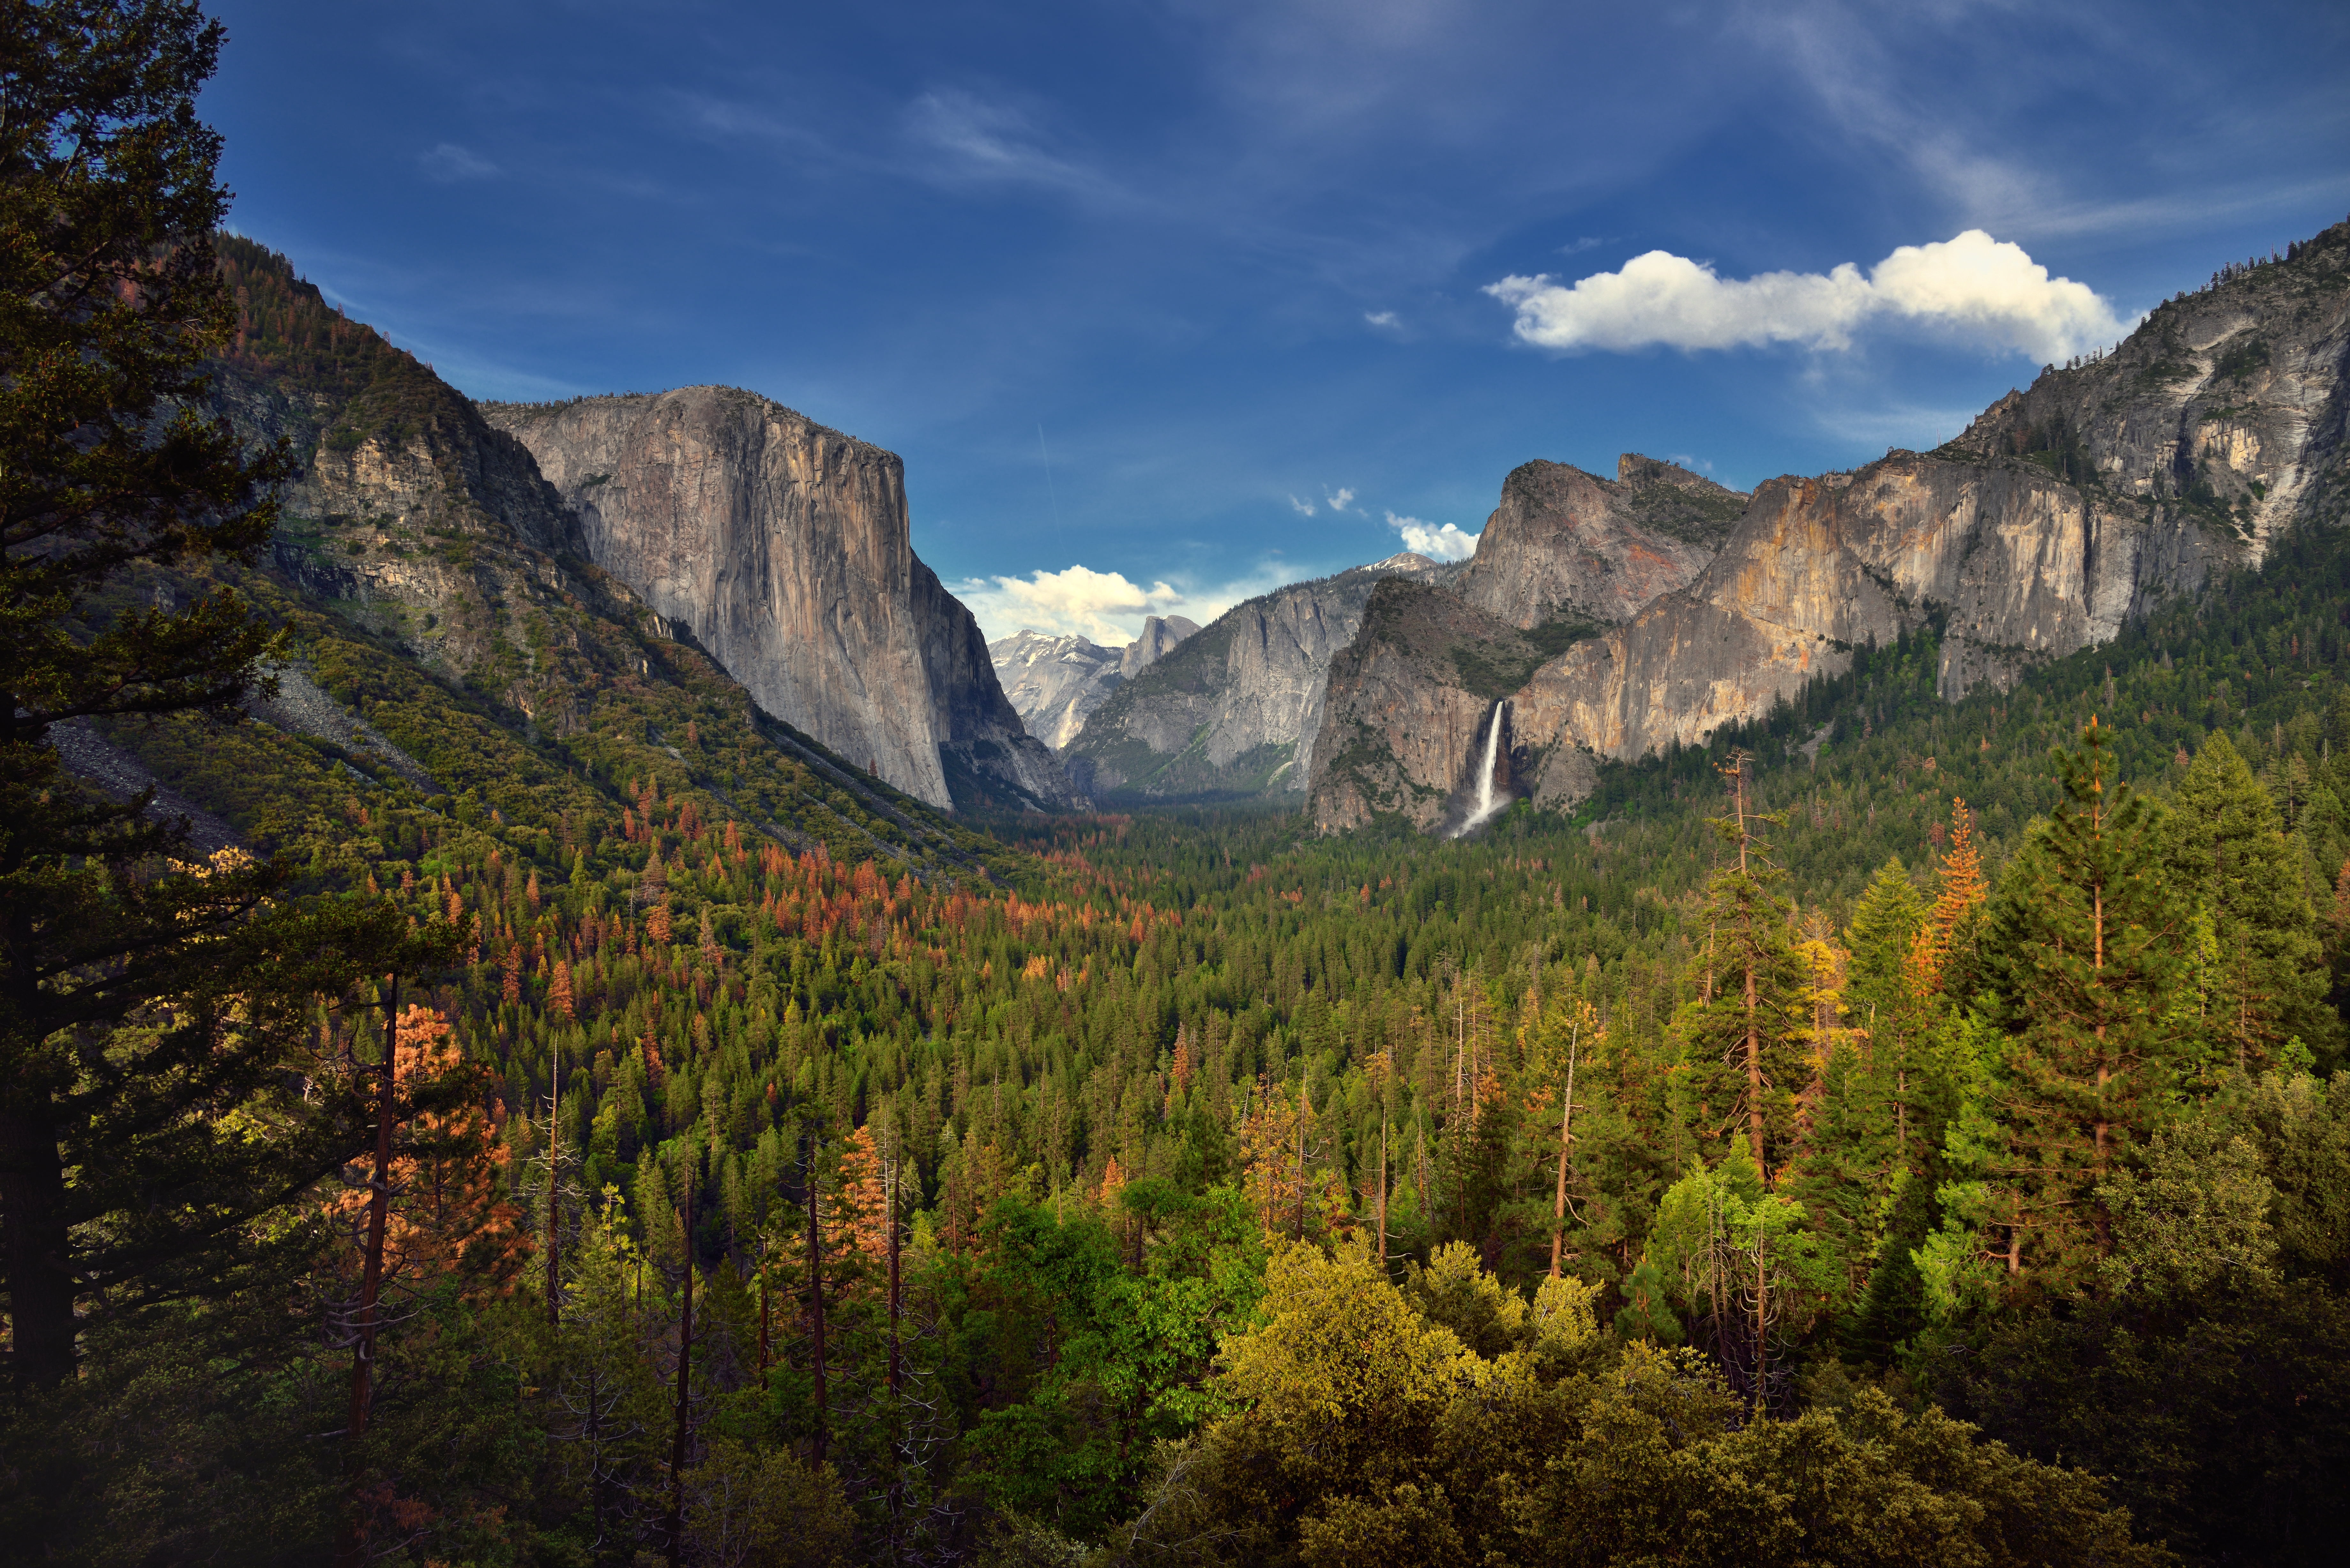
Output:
[
  {"xmin": 807, "ymin": 1139, "xmax": 828, "ymax": 1464},
  {"xmin": 665, "ymin": 1162, "xmax": 695, "ymax": 1568},
  {"xmin": 545, "ymin": 1050, "xmax": 560, "ymax": 1329},
  {"xmin": 1377, "ymin": 1121, "xmax": 1388, "ymax": 1273},
  {"xmin": 1737, "ymin": 760, "xmax": 1766, "ymax": 1172},
  {"xmin": 887, "ymin": 1157, "xmax": 902, "ymax": 1396},
  {"xmin": 0, "ymin": 1091, "xmax": 72, "ymax": 1390},
  {"xmin": 1291, "ymin": 1086, "xmax": 1306, "ymax": 1243},
  {"xmin": 1550, "ymin": 1011, "xmax": 1579, "ymax": 1278},
  {"xmin": 335, "ymin": 976, "xmax": 400, "ymax": 1568},
  {"xmin": 1752, "ymin": 1223, "xmax": 1769, "ymax": 1419}
]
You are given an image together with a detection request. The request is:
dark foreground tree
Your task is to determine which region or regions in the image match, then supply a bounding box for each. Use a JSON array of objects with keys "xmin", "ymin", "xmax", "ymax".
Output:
[{"xmin": 0, "ymin": 1, "xmax": 437, "ymax": 1390}]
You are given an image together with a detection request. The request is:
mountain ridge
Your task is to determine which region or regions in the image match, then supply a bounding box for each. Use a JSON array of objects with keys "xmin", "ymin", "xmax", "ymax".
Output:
[
  {"xmin": 478, "ymin": 388, "xmax": 1076, "ymax": 815},
  {"xmin": 1309, "ymin": 216, "xmax": 2350, "ymax": 834}
]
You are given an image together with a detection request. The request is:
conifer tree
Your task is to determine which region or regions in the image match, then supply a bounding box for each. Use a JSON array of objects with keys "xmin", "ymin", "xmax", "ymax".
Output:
[
  {"xmin": 1675, "ymin": 755, "xmax": 1807, "ymax": 1172},
  {"xmin": 1844, "ymin": 858, "xmax": 1926, "ymax": 1013},
  {"xmin": 2164, "ymin": 732, "xmax": 2338, "ymax": 1072},
  {"xmin": 0, "ymin": 2, "xmax": 438, "ymax": 1389},
  {"xmin": 1910, "ymin": 799, "xmax": 1988, "ymax": 995},
  {"xmin": 1965, "ymin": 720, "xmax": 2195, "ymax": 1294}
]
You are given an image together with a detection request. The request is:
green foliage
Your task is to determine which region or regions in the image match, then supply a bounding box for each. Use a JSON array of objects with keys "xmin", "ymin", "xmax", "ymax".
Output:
[
  {"xmin": 1953, "ymin": 720, "xmax": 2200, "ymax": 1297},
  {"xmin": 17, "ymin": 159, "xmax": 2350, "ymax": 1562},
  {"xmin": 1128, "ymin": 1261, "xmax": 2167, "ymax": 1568},
  {"xmin": 0, "ymin": 0, "xmax": 456, "ymax": 1395}
]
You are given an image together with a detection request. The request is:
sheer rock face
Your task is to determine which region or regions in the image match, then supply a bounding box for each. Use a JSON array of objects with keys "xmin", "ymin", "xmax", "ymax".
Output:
[
  {"xmin": 1307, "ymin": 578, "xmax": 1592, "ymax": 834},
  {"xmin": 480, "ymin": 388, "xmax": 1075, "ymax": 812},
  {"xmin": 1120, "ymin": 614, "xmax": 1202, "ymax": 679},
  {"xmin": 1311, "ymin": 221, "xmax": 2350, "ymax": 833},
  {"xmin": 1063, "ymin": 556, "xmax": 1450, "ymax": 800},
  {"xmin": 1457, "ymin": 455, "xmax": 1747, "ymax": 628}
]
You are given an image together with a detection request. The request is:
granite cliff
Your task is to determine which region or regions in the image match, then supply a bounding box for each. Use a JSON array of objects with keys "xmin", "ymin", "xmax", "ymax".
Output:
[
  {"xmin": 480, "ymin": 389, "xmax": 1076, "ymax": 813},
  {"xmin": 1307, "ymin": 578, "xmax": 1596, "ymax": 834},
  {"xmin": 188, "ymin": 238, "xmax": 1000, "ymax": 873},
  {"xmin": 1062, "ymin": 554, "xmax": 1452, "ymax": 801},
  {"xmin": 1310, "ymin": 218, "xmax": 2350, "ymax": 833},
  {"xmin": 1457, "ymin": 454, "xmax": 1746, "ymax": 629}
]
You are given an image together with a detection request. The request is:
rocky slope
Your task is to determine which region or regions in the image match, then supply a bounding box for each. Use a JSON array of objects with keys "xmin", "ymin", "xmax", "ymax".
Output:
[
  {"xmin": 1062, "ymin": 554, "xmax": 1452, "ymax": 801},
  {"xmin": 1310, "ymin": 217, "xmax": 2350, "ymax": 833},
  {"xmin": 989, "ymin": 614, "xmax": 1199, "ymax": 751},
  {"xmin": 1456, "ymin": 454, "xmax": 1746, "ymax": 629},
  {"xmin": 1307, "ymin": 578, "xmax": 1595, "ymax": 834},
  {"xmin": 479, "ymin": 389, "xmax": 1075, "ymax": 813},
  {"xmin": 1122, "ymin": 614, "xmax": 1202, "ymax": 678},
  {"xmin": 182, "ymin": 238, "xmax": 1006, "ymax": 875}
]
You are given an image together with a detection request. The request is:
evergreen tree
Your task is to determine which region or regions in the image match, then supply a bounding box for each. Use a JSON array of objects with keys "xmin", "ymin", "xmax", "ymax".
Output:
[
  {"xmin": 1844, "ymin": 857, "xmax": 1927, "ymax": 1012},
  {"xmin": 2164, "ymin": 732, "xmax": 2338, "ymax": 1072},
  {"xmin": 1961, "ymin": 720, "xmax": 2196, "ymax": 1295},
  {"xmin": 0, "ymin": 2, "xmax": 436, "ymax": 1390},
  {"xmin": 1675, "ymin": 756, "xmax": 1807, "ymax": 1173}
]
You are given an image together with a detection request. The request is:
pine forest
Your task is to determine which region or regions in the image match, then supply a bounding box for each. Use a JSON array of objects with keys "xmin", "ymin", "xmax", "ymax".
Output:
[{"xmin": 7, "ymin": 6, "xmax": 2350, "ymax": 1567}]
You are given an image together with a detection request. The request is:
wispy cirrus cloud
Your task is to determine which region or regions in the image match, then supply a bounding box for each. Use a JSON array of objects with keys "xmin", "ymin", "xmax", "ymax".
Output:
[
  {"xmin": 420, "ymin": 142, "xmax": 498, "ymax": 182},
  {"xmin": 1487, "ymin": 229, "xmax": 2132, "ymax": 362},
  {"xmin": 903, "ymin": 89, "xmax": 1128, "ymax": 206}
]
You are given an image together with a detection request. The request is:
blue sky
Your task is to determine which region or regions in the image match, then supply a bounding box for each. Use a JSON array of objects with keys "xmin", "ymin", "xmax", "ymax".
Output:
[{"xmin": 203, "ymin": 0, "xmax": 2350, "ymax": 645}]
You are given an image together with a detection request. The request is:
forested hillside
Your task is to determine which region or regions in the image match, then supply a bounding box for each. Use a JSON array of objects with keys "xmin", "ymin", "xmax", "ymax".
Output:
[
  {"xmin": 11, "ymin": 16, "xmax": 2350, "ymax": 1566},
  {"xmin": 24, "ymin": 449, "xmax": 2350, "ymax": 1565}
]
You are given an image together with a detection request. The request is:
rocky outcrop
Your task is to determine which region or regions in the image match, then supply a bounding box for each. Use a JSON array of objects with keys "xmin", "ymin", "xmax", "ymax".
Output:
[
  {"xmin": 1947, "ymin": 230, "xmax": 2350, "ymax": 549},
  {"xmin": 1457, "ymin": 455, "xmax": 1747, "ymax": 628},
  {"xmin": 480, "ymin": 388, "xmax": 1076, "ymax": 813},
  {"xmin": 1121, "ymin": 614, "xmax": 1201, "ymax": 678},
  {"xmin": 1064, "ymin": 554, "xmax": 1451, "ymax": 800},
  {"xmin": 208, "ymin": 241, "xmax": 616, "ymax": 735},
  {"xmin": 1312, "ymin": 218, "xmax": 2350, "ymax": 833},
  {"xmin": 1306, "ymin": 578, "xmax": 1594, "ymax": 834}
]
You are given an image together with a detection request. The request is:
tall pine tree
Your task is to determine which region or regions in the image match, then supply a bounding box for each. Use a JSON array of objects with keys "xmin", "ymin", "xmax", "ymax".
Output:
[
  {"xmin": 1965, "ymin": 720, "xmax": 2195, "ymax": 1295},
  {"xmin": 2164, "ymin": 732, "xmax": 2339, "ymax": 1073},
  {"xmin": 0, "ymin": 2, "xmax": 436, "ymax": 1388}
]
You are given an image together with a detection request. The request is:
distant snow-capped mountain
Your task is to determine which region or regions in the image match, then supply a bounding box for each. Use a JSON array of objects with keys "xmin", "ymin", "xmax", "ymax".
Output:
[{"xmin": 989, "ymin": 614, "xmax": 1201, "ymax": 750}]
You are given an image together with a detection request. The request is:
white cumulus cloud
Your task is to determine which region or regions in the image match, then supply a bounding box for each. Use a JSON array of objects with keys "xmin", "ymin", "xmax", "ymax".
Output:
[
  {"xmin": 956, "ymin": 564, "xmax": 1181, "ymax": 645},
  {"xmin": 1324, "ymin": 486, "xmax": 1356, "ymax": 513},
  {"xmin": 1386, "ymin": 511, "xmax": 1479, "ymax": 563},
  {"xmin": 1364, "ymin": 310, "xmax": 1399, "ymax": 328},
  {"xmin": 1485, "ymin": 230, "xmax": 2131, "ymax": 363},
  {"xmin": 1288, "ymin": 494, "xmax": 1316, "ymax": 516},
  {"xmin": 959, "ymin": 560, "xmax": 1313, "ymax": 645}
]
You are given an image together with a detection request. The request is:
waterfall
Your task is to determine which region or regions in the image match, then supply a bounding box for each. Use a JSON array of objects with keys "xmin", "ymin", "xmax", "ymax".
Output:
[{"xmin": 1453, "ymin": 699, "xmax": 1509, "ymax": 837}]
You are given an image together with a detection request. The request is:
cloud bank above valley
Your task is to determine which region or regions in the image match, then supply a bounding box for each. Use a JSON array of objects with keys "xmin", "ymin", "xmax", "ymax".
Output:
[
  {"xmin": 958, "ymin": 561, "xmax": 1313, "ymax": 646},
  {"xmin": 1487, "ymin": 230, "xmax": 2136, "ymax": 363},
  {"xmin": 963, "ymin": 499, "xmax": 1485, "ymax": 645}
]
